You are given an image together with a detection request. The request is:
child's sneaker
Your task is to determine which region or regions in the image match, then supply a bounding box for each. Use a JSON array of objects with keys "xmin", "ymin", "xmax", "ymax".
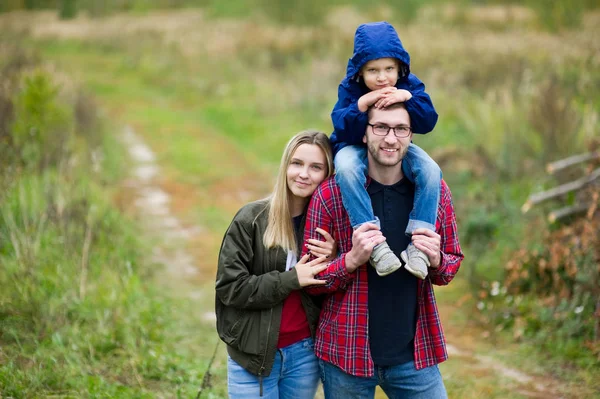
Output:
[
  {"xmin": 369, "ymin": 242, "xmax": 402, "ymax": 276},
  {"xmin": 400, "ymin": 244, "xmax": 429, "ymax": 280}
]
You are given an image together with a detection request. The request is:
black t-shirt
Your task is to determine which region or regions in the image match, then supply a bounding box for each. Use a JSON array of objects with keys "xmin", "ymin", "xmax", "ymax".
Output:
[
  {"xmin": 293, "ymin": 214, "xmax": 304, "ymax": 254},
  {"xmin": 367, "ymin": 178, "xmax": 418, "ymax": 365}
]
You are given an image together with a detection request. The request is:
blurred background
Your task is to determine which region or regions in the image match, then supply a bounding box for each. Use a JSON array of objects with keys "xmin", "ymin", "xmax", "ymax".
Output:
[{"xmin": 0, "ymin": 0, "xmax": 599, "ymax": 398}]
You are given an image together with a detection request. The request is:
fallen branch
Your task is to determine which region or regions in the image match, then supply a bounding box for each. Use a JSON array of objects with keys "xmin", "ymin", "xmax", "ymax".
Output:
[
  {"xmin": 522, "ymin": 167, "xmax": 600, "ymax": 213},
  {"xmin": 196, "ymin": 340, "xmax": 220, "ymax": 399},
  {"xmin": 546, "ymin": 152, "xmax": 600, "ymax": 174},
  {"xmin": 548, "ymin": 203, "xmax": 590, "ymax": 223}
]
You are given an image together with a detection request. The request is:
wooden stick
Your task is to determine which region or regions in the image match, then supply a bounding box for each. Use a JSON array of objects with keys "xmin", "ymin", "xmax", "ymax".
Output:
[
  {"xmin": 546, "ymin": 152, "xmax": 600, "ymax": 174},
  {"xmin": 522, "ymin": 167, "xmax": 600, "ymax": 213},
  {"xmin": 548, "ymin": 203, "xmax": 590, "ymax": 223},
  {"xmin": 595, "ymin": 299, "xmax": 600, "ymax": 342},
  {"xmin": 79, "ymin": 211, "xmax": 94, "ymax": 300}
]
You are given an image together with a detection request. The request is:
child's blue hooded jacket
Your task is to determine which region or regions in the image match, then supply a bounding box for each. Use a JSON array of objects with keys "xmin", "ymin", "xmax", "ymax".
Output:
[{"xmin": 330, "ymin": 21, "xmax": 438, "ymax": 154}]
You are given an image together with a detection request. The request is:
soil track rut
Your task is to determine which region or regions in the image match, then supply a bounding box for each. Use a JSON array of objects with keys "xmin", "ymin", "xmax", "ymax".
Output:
[{"xmin": 120, "ymin": 124, "xmax": 269, "ymax": 329}]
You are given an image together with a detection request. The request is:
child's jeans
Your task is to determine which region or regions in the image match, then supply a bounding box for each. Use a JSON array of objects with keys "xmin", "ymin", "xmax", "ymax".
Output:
[{"xmin": 334, "ymin": 144, "xmax": 441, "ymax": 234}]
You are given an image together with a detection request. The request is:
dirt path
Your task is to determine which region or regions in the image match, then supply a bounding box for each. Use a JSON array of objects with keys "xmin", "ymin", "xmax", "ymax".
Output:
[
  {"xmin": 121, "ymin": 125, "xmax": 216, "ymax": 324},
  {"xmin": 440, "ymin": 303, "xmax": 566, "ymax": 398}
]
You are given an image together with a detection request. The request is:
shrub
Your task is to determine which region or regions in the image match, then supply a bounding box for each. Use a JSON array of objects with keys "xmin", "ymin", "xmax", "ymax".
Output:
[
  {"xmin": 58, "ymin": 0, "xmax": 77, "ymax": 19},
  {"xmin": 10, "ymin": 70, "xmax": 73, "ymax": 171},
  {"xmin": 526, "ymin": 0, "xmax": 586, "ymax": 31},
  {"xmin": 475, "ymin": 181, "xmax": 600, "ymax": 367}
]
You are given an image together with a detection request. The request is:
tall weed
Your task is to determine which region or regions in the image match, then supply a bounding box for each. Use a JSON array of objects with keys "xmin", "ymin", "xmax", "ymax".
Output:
[
  {"xmin": 0, "ymin": 170, "xmax": 208, "ymax": 395},
  {"xmin": 11, "ymin": 70, "xmax": 73, "ymax": 171}
]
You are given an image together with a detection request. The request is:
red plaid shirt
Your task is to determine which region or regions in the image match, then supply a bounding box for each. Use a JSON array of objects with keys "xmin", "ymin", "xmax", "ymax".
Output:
[{"xmin": 303, "ymin": 176, "xmax": 463, "ymax": 377}]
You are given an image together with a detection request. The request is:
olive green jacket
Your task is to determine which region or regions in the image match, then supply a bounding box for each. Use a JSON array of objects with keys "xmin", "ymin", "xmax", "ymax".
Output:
[{"xmin": 215, "ymin": 199, "xmax": 321, "ymax": 377}]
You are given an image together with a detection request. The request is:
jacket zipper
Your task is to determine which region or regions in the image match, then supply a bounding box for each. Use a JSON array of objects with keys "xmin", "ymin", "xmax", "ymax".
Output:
[{"xmin": 258, "ymin": 307, "xmax": 274, "ymax": 397}]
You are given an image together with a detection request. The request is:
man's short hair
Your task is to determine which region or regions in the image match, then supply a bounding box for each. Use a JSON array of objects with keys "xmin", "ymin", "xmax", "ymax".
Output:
[{"xmin": 368, "ymin": 102, "xmax": 407, "ymax": 118}]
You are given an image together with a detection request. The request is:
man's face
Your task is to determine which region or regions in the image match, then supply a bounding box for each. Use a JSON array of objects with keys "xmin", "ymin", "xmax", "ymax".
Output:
[
  {"xmin": 360, "ymin": 58, "xmax": 399, "ymax": 91},
  {"xmin": 363, "ymin": 106, "xmax": 412, "ymax": 168}
]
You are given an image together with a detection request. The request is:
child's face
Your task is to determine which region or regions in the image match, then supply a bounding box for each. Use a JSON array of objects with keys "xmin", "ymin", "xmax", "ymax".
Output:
[{"xmin": 360, "ymin": 58, "xmax": 399, "ymax": 91}]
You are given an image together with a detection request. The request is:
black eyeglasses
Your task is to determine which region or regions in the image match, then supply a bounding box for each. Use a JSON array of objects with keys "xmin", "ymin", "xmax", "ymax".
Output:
[{"xmin": 368, "ymin": 123, "xmax": 412, "ymax": 138}]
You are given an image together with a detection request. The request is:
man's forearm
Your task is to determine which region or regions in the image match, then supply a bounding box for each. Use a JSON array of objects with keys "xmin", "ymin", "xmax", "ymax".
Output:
[{"xmin": 344, "ymin": 249, "xmax": 362, "ymax": 273}]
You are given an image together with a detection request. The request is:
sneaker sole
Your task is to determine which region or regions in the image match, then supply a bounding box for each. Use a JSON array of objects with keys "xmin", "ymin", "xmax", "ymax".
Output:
[
  {"xmin": 376, "ymin": 263, "xmax": 402, "ymax": 277},
  {"xmin": 404, "ymin": 264, "xmax": 427, "ymax": 280},
  {"xmin": 400, "ymin": 250, "xmax": 428, "ymax": 280}
]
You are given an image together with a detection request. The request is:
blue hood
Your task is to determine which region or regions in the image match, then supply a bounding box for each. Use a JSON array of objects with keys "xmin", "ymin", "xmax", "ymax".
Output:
[{"xmin": 344, "ymin": 21, "xmax": 410, "ymax": 85}]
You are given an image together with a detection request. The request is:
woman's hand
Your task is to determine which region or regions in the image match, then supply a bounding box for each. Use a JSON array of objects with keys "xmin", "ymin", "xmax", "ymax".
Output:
[
  {"xmin": 305, "ymin": 228, "xmax": 338, "ymax": 259},
  {"xmin": 295, "ymin": 254, "xmax": 329, "ymax": 287}
]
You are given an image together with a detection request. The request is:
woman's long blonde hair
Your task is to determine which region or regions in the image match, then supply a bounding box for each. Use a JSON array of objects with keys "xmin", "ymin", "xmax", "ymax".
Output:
[{"xmin": 263, "ymin": 130, "xmax": 333, "ymax": 253}]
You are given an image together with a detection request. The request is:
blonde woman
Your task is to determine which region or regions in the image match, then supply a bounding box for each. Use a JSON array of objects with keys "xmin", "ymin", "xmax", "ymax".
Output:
[{"xmin": 216, "ymin": 130, "xmax": 335, "ymax": 398}]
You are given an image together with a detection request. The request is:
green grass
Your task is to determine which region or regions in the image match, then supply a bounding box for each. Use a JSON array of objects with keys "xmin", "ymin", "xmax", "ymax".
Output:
[
  {"xmin": 0, "ymin": 170, "xmax": 223, "ymax": 399},
  {"xmin": 1, "ymin": 175, "xmax": 189, "ymax": 396}
]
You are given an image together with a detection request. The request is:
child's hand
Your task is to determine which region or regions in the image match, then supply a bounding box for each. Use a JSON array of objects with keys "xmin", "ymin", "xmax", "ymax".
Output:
[
  {"xmin": 375, "ymin": 89, "xmax": 413, "ymax": 109},
  {"xmin": 306, "ymin": 227, "xmax": 337, "ymax": 259},
  {"xmin": 357, "ymin": 87, "xmax": 397, "ymax": 112}
]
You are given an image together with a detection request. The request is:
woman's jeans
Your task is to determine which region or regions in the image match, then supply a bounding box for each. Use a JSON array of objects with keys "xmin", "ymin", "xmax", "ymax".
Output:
[
  {"xmin": 227, "ymin": 338, "xmax": 320, "ymax": 399},
  {"xmin": 320, "ymin": 359, "xmax": 447, "ymax": 399},
  {"xmin": 334, "ymin": 144, "xmax": 440, "ymax": 233}
]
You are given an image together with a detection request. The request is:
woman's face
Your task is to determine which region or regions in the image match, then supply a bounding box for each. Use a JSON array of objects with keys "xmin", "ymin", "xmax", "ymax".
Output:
[{"xmin": 286, "ymin": 144, "xmax": 328, "ymax": 200}]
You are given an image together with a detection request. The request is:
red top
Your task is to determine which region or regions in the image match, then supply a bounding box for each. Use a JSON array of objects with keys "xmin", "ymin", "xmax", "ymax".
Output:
[
  {"xmin": 304, "ymin": 177, "xmax": 464, "ymax": 377},
  {"xmin": 277, "ymin": 290, "xmax": 311, "ymax": 348}
]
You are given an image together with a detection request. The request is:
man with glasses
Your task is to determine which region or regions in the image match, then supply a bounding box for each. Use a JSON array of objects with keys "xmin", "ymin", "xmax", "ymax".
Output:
[{"xmin": 303, "ymin": 103, "xmax": 464, "ymax": 398}]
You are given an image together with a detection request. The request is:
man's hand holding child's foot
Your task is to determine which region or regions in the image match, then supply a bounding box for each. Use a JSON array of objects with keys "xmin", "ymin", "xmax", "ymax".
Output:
[{"xmin": 401, "ymin": 243, "xmax": 429, "ymax": 280}]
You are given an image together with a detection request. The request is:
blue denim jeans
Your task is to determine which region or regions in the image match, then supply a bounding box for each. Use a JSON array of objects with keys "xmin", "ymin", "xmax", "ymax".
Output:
[
  {"xmin": 227, "ymin": 338, "xmax": 320, "ymax": 399},
  {"xmin": 319, "ymin": 359, "xmax": 447, "ymax": 399},
  {"xmin": 334, "ymin": 144, "xmax": 441, "ymax": 234}
]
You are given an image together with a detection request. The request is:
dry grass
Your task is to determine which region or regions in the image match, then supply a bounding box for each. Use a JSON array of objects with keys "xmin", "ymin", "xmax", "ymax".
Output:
[
  {"xmin": 3, "ymin": 7, "xmax": 599, "ymax": 129},
  {"xmin": 4, "ymin": 7, "xmax": 599, "ymax": 121},
  {"xmin": 3, "ymin": 8, "xmax": 599, "ymax": 61}
]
